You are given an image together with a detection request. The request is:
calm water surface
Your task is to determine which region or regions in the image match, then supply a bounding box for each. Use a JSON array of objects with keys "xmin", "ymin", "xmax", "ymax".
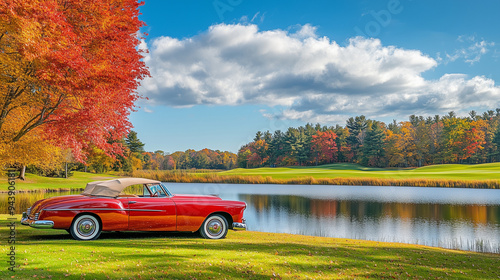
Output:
[
  {"xmin": 168, "ymin": 183, "xmax": 500, "ymax": 253},
  {"xmin": 4, "ymin": 184, "xmax": 499, "ymax": 253}
]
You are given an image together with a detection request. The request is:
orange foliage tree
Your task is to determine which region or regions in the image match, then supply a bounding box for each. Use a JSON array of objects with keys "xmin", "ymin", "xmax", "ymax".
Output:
[{"xmin": 0, "ymin": 0, "xmax": 149, "ymax": 172}]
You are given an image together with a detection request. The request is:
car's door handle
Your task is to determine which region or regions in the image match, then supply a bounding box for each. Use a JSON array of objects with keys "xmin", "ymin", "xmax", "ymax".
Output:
[{"xmin": 129, "ymin": 201, "xmax": 137, "ymax": 204}]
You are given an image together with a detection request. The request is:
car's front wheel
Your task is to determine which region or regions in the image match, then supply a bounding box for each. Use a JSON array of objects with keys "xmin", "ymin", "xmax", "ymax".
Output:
[
  {"xmin": 70, "ymin": 214, "xmax": 102, "ymax": 241},
  {"xmin": 199, "ymin": 214, "xmax": 228, "ymax": 239}
]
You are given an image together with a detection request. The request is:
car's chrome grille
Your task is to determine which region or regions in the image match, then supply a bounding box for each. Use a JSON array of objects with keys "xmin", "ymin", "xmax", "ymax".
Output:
[
  {"xmin": 27, "ymin": 207, "xmax": 31, "ymax": 216},
  {"xmin": 34, "ymin": 212, "xmax": 39, "ymax": 221}
]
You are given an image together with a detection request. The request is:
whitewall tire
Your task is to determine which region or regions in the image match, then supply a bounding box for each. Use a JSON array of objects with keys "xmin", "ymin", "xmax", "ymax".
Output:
[
  {"xmin": 70, "ymin": 214, "xmax": 102, "ymax": 241},
  {"xmin": 200, "ymin": 214, "xmax": 228, "ymax": 239}
]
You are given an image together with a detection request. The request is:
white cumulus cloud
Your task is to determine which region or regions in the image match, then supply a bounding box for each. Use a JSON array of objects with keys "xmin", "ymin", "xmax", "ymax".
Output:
[{"xmin": 139, "ymin": 24, "xmax": 500, "ymax": 123}]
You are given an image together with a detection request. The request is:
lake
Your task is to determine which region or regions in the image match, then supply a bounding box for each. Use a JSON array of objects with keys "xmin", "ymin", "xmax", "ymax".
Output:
[
  {"xmin": 5, "ymin": 183, "xmax": 499, "ymax": 253},
  {"xmin": 168, "ymin": 183, "xmax": 500, "ymax": 253}
]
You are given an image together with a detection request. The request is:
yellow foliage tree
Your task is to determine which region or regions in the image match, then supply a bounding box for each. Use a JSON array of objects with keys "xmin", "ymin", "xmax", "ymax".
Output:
[
  {"xmin": 0, "ymin": 127, "xmax": 63, "ymax": 178},
  {"xmin": 130, "ymin": 156, "xmax": 143, "ymax": 171},
  {"xmin": 86, "ymin": 147, "xmax": 116, "ymax": 173}
]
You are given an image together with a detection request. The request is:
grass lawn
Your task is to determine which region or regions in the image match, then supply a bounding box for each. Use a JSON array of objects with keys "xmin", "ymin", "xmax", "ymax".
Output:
[
  {"xmin": 1, "ymin": 215, "xmax": 499, "ymax": 279},
  {"xmin": 221, "ymin": 162, "xmax": 500, "ymax": 180},
  {"xmin": 2, "ymin": 172, "xmax": 120, "ymax": 192}
]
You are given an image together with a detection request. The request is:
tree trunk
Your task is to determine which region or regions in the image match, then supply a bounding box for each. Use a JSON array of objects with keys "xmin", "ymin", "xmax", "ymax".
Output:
[
  {"xmin": 65, "ymin": 162, "xmax": 68, "ymax": 179},
  {"xmin": 18, "ymin": 165, "xmax": 26, "ymax": 180}
]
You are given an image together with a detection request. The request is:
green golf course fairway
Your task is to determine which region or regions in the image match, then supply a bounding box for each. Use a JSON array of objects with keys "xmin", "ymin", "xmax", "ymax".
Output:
[
  {"xmin": 127, "ymin": 162, "xmax": 500, "ymax": 188},
  {"xmin": 1, "ymin": 215, "xmax": 499, "ymax": 279},
  {"xmin": 221, "ymin": 162, "xmax": 500, "ymax": 180}
]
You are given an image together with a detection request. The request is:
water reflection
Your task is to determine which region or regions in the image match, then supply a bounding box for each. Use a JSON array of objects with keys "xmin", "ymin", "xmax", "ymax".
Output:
[
  {"xmin": 239, "ymin": 194, "xmax": 500, "ymax": 253},
  {"xmin": 166, "ymin": 183, "xmax": 500, "ymax": 253},
  {"xmin": 244, "ymin": 194, "xmax": 499, "ymax": 225}
]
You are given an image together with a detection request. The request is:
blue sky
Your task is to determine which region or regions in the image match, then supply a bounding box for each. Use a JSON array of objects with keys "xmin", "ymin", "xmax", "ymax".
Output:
[{"xmin": 131, "ymin": 0, "xmax": 500, "ymax": 153}]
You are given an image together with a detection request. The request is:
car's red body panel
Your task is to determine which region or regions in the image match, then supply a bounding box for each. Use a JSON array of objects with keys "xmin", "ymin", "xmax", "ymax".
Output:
[
  {"xmin": 171, "ymin": 195, "xmax": 246, "ymax": 231},
  {"xmin": 25, "ymin": 192, "xmax": 246, "ymax": 233}
]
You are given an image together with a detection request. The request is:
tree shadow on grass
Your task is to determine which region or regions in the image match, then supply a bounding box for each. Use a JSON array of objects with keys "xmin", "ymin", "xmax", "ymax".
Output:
[{"xmin": 28, "ymin": 230, "xmax": 200, "ymax": 241}]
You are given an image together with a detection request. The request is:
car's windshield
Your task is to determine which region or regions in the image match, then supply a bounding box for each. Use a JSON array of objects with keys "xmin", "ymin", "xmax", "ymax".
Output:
[
  {"xmin": 147, "ymin": 184, "xmax": 168, "ymax": 197},
  {"xmin": 160, "ymin": 183, "xmax": 173, "ymax": 197},
  {"xmin": 119, "ymin": 183, "xmax": 172, "ymax": 197}
]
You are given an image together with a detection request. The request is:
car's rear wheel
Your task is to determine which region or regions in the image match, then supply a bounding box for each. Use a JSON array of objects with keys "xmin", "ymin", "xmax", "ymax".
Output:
[
  {"xmin": 200, "ymin": 214, "xmax": 228, "ymax": 239},
  {"xmin": 70, "ymin": 214, "xmax": 102, "ymax": 241}
]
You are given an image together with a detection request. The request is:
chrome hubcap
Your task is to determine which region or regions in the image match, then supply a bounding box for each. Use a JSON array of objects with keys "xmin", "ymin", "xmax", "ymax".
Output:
[
  {"xmin": 207, "ymin": 219, "xmax": 223, "ymax": 236},
  {"xmin": 78, "ymin": 219, "xmax": 96, "ymax": 237}
]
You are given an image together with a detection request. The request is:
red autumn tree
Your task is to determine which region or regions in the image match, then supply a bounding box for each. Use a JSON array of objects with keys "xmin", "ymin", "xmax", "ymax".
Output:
[
  {"xmin": 311, "ymin": 130, "xmax": 338, "ymax": 165},
  {"xmin": 0, "ymin": 0, "xmax": 149, "ymax": 164}
]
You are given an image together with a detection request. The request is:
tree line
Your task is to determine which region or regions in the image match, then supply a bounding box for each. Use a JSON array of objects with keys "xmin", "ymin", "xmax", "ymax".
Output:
[
  {"xmin": 237, "ymin": 110, "xmax": 500, "ymax": 168},
  {"xmin": 79, "ymin": 131, "xmax": 237, "ymax": 174}
]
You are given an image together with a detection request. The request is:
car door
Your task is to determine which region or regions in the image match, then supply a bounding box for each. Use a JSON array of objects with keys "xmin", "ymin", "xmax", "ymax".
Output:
[{"xmin": 127, "ymin": 185, "xmax": 176, "ymax": 231}]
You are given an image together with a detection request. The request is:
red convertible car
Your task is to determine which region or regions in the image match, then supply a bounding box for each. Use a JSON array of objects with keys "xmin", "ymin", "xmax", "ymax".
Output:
[{"xmin": 21, "ymin": 178, "xmax": 247, "ymax": 240}]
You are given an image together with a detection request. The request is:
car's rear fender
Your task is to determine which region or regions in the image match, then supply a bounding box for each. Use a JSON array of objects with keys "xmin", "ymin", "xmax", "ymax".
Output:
[{"xmin": 37, "ymin": 198, "xmax": 129, "ymax": 231}]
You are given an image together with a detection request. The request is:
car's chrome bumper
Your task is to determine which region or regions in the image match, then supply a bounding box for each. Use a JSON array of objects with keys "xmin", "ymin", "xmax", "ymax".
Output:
[
  {"xmin": 21, "ymin": 212, "xmax": 28, "ymax": 225},
  {"xmin": 232, "ymin": 219, "xmax": 246, "ymax": 231},
  {"xmin": 21, "ymin": 212, "xmax": 54, "ymax": 229}
]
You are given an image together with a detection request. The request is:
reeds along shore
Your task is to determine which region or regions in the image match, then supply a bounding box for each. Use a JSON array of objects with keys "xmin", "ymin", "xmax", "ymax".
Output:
[{"xmin": 130, "ymin": 170, "xmax": 500, "ymax": 189}]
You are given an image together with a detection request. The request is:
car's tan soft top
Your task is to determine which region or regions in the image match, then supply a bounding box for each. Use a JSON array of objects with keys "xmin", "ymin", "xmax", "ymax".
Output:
[{"xmin": 81, "ymin": 178, "xmax": 161, "ymax": 197}]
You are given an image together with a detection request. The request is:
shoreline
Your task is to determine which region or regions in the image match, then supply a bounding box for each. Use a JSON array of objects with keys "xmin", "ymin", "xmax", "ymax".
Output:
[
  {"xmin": 134, "ymin": 171, "xmax": 500, "ymax": 189},
  {"xmin": 2, "ymin": 175, "xmax": 500, "ymax": 192}
]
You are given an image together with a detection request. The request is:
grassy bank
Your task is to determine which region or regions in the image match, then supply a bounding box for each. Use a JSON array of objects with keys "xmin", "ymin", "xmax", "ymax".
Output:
[
  {"xmin": 2, "ymin": 215, "xmax": 499, "ymax": 279},
  {"xmin": 132, "ymin": 163, "xmax": 500, "ymax": 189},
  {"xmin": 1, "ymin": 172, "xmax": 118, "ymax": 192}
]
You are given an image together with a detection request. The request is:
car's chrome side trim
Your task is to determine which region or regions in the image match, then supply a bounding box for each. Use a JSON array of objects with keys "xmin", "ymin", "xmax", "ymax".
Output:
[{"xmin": 43, "ymin": 208, "xmax": 163, "ymax": 212}]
